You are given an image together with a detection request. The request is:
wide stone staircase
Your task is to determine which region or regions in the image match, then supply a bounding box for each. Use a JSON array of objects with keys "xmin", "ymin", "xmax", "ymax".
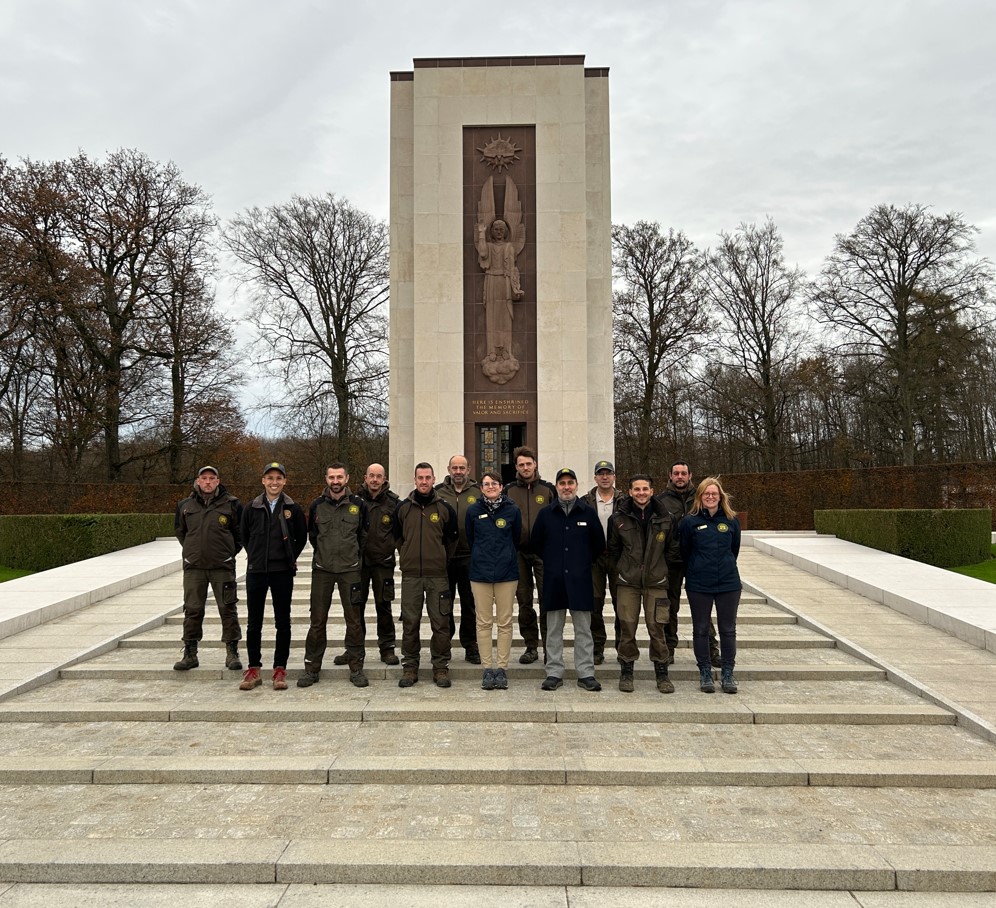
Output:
[{"xmin": 0, "ymin": 562, "xmax": 994, "ymax": 893}]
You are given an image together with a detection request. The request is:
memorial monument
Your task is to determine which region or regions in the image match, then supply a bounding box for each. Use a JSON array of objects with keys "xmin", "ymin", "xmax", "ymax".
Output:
[{"xmin": 389, "ymin": 56, "xmax": 613, "ymax": 485}]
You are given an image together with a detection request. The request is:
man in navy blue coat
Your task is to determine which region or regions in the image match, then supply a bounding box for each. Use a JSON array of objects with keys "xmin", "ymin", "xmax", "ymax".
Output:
[{"xmin": 529, "ymin": 468, "xmax": 606, "ymax": 692}]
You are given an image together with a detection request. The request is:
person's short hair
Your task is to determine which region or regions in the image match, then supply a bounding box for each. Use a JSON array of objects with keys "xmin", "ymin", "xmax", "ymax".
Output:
[
  {"xmin": 628, "ymin": 473, "xmax": 655, "ymax": 489},
  {"xmin": 481, "ymin": 470, "xmax": 503, "ymax": 486},
  {"xmin": 414, "ymin": 461, "xmax": 434, "ymax": 474},
  {"xmin": 670, "ymin": 460, "xmax": 691, "ymax": 473},
  {"xmin": 513, "ymin": 446, "xmax": 537, "ymax": 463},
  {"xmin": 326, "ymin": 461, "xmax": 348, "ymax": 474}
]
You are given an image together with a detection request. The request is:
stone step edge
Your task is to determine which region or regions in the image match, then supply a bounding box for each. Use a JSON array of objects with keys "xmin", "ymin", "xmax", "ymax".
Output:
[
  {"xmin": 0, "ymin": 702, "xmax": 955, "ymax": 726},
  {"xmin": 0, "ymin": 756, "xmax": 993, "ymax": 789},
  {"xmin": 58, "ymin": 664, "xmax": 879, "ymax": 681},
  {"xmin": 0, "ymin": 839, "xmax": 992, "ymax": 890},
  {"xmin": 125, "ymin": 635, "xmax": 832, "ymax": 649}
]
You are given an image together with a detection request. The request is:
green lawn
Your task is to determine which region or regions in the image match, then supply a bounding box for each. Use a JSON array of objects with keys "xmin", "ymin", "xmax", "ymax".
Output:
[
  {"xmin": 0, "ymin": 566, "xmax": 32, "ymax": 583},
  {"xmin": 949, "ymin": 544, "xmax": 996, "ymax": 584}
]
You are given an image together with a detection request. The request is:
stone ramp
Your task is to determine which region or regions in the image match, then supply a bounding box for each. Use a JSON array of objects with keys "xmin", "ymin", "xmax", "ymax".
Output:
[{"xmin": 0, "ymin": 551, "xmax": 995, "ymax": 893}]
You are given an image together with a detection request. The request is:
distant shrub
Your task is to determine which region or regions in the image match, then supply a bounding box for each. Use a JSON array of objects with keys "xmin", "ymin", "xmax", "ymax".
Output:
[
  {"xmin": 814, "ymin": 509, "xmax": 992, "ymax": 568},
  {"xmin": 0, "ymin": 514, "xmax": 174, "ymax": 572}
]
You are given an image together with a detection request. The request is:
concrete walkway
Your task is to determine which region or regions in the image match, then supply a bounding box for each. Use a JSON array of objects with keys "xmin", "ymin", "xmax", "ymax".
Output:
[{"xmin": 0, "ymin": 535, "xmax": 994, "ymax": 902}]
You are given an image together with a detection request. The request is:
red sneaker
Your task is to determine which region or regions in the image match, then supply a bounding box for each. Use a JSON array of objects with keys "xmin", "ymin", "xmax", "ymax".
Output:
[{"xmin": 238, "ymin": 667, "xmax": 261, "ymax": 690}]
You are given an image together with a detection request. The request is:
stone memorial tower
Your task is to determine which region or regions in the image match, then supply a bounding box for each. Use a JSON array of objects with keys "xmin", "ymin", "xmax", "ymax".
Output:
[{"xmin": 389, "ymin": 56, "xmax": 612, "ymax": 486}]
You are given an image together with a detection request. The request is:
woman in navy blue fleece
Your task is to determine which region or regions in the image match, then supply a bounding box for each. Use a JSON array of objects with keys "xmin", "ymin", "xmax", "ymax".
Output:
[{"xmin": 678, "ymin": 477, "xmax": 741, "ymax": 694}]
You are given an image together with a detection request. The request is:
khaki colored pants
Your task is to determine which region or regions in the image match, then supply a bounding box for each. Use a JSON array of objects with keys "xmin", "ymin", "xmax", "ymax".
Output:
[{"xmin": 471, "ymin": 580, "xmax": 516, "ymax": 669}]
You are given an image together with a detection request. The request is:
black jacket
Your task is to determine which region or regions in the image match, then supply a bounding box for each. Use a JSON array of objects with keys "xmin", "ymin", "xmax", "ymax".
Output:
[{"xmin": 240, "ymin": 492, "xmax": 307, "ymax": 574}]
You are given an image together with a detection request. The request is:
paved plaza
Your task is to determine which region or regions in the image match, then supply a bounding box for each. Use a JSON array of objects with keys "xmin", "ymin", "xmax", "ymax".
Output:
[{"xmin": 0, "ymin": 534, "xmax": 993, "ymax": 904}]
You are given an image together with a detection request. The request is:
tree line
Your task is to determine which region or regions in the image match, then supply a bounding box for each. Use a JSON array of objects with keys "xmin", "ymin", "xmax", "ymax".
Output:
[
  {"xmin": 1, "ymin": 148, "xmax": 992, "ymax": 485},
  {"xmin": 613, "ymin": 209, "xmax": 995, "ymax": 479}
]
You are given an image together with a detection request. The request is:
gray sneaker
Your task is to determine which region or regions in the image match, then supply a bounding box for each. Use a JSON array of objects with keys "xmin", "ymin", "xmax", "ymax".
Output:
[{"xmin": 296, "ymin": 670, "xmax": 320, "ymax": 688}]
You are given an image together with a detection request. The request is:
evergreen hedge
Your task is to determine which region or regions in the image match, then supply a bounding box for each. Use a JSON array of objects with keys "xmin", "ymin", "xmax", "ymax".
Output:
[
  {"xmin": 0, "ymin": 514, "xmax": 174, "ymax": 572},
  {"xmin": 813, "ymin": 509, "xmax": 992, "ymax": 568}
]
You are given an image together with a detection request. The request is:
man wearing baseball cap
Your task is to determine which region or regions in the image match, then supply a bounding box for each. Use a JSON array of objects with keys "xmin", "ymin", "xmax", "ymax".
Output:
[
  {"xmin": 173, "ymin": 465, "xmax": 244, "ymax": 672},
  {"xmin": 582, "ymin": 460, "xmax": 625, "ymax": 664},
  {"xmin": 529, "ymin": 467, "xmax": 606, "ymax": 692},
  {"xmin": 238, "ymin": 462, "xmax": 307, "ymax": 691}
]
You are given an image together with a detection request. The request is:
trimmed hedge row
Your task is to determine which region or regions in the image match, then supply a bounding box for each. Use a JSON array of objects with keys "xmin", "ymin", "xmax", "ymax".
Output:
[
  {"xmin": 0, "ymin": 514, "xmax": 174, "ymax": 572},
  {"xmin": 814, "ymin": 509, "xmax": 992, "ymax": 568}
]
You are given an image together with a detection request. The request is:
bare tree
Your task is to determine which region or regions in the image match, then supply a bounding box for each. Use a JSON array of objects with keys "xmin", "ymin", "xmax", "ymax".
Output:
[
  {"xmin": 810, "ymin": 203, "xmax": 993, "ymax": 465},
  {"xmin": 701, "ymin": 219, "xmax": 809, "ymax": 471},
  {"xmin": 612, "ymin": 222, "xmax": 710, "ymax": 471},
  {"xmin": 225, "ymin": 194, "xmax": 389, "ymax": 454}
]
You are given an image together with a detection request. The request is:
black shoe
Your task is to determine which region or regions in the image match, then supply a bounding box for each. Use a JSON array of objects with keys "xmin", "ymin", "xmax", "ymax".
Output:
[
  {"xmin": 349, "ymin": 669, "xmax": 369, "ymax": 688},
  {"xmin": 173, "ymin": 643, "xmax": 198, "ymax": 671},
  {"xmin": 618, "ymin": 662, "xmax": 634, "ymax": 693},
  {"xmin": 333, "ymin": 652, "xmax": 350, "ymax": 666},
  {"xmin": 519, "ymin": 647, "xmax": 539, "ymax": 664},
  {"xmin": 380, "ymin": 650, "xmax": 400, "ymax": 666},
  {"xmin": 593, "ymin": 651, "xmax": 604, "ymax": 666},
  {"xmin": 296, "ymin": 670, "xmax": 320, "ymax": 688},
  {"xmin": 494, "ymin": 668, "xmax": 508, "ymax": 690},
  {"xmin": 721, "ymin": 667, "xmax": 738, "ymax": 694},
  {"xmin": 433, "ymin": 669, "xmax": 452, "ymax": 688},
  {"xmin": 540, "ymin": 675, "xmax": 563, "ymax": 691},
  {"xmin": 700, "ymin": 667, "xmax": 716, "ymax": 693},
  {"xmin": 398, "ymin": 668, "xmax": 418, "ymax": 688},
  {"xmin": 577, "ymin": 676, "xmax": 602, "ymax": 692},
  {"xmin": 710, "ymin": 649, "xmax": 722, "ymax": 669},
  {"xmin": 465, "ymin": 647, "xmax": 482, "ymax": 665},
  {"xmin": 224, "ymin": 641, "xmax": 242, "ymax": 671}
]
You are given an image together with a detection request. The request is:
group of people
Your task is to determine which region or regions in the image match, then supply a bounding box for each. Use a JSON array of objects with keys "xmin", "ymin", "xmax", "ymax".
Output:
[{"xmin": 173, "ymin": 449, "xmax": 742, "ymax": 695}]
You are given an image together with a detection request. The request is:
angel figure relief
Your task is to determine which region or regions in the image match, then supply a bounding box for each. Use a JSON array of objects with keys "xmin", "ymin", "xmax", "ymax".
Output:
[{"xmin": 476, "ymin": 174, "xmax": 525, "ymax": 384}]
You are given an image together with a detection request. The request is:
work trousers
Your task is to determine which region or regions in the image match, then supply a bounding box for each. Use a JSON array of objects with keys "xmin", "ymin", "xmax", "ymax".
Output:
[
  {"xmin": 360, "ymin": 562, "xmax": 398, "ymax": 653},
  {"xmin": 516, "ymin": 550, "xmax": 546, "ymax": 650},
  {"xmin": 305, "ymin": 569, "xmax": 362, "ymax": 672},
  {"xmin": 244, "ymin": 570, "xmax": 294, "ymax": 670},
  {"xmin": 615, "ymin": 585, "xmax": 670, "ymax": 665},
  {"xmin": 590, "ymin": 552, "xmax": 618, "ymax": 655},
  {"xmin": 181, "ymin": 567, "xmax": 241, "ymax": 643},
  {"xmin": 400, "ymin": 575, "xmax": 452, "ymax": 670},
  {"xmin": 471, "ymin": 580, "xmax": 516, "ymax": 670},
  {"xmin": 544, "ymin": 609, "xmax": 595, "ymax": 680},
  {"xmin": 687, "ymin": 589, "xmax": 740, "ymax": 672},
  {"xmin": 447, "ymin": 556, "xmax": 478, "ymax": 649}
]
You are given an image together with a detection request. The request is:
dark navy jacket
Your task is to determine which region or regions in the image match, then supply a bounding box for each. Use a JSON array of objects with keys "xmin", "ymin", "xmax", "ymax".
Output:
[
  {"xmin": 678, "ymin": 509, "xmax": 742, "ymax": 594},
  {"xmin": 529, "ymin": 497, "xmax": 606, "ymax": 612},
  {"xmin": 466, "ymin": 496, "xmax": 522, "ymax": 584}
]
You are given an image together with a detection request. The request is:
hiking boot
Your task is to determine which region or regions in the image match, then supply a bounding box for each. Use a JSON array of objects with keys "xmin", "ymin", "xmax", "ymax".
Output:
[
  {"xmin": 519, "ymin": 647, "xmax": 539, "ymax": 664},
  {"xmin": 333, "ymin": 652, "xmax": 349, "ymax": 665},
  {"xmin": 655, "ymin": 662, "xmax": 675, "ymax": 694},
  {"xmin": 481, "ymin": 668, "xmax": 496, "ymax": 690},
  {"xmin": 721, "ymin": 667, "xmax": 738, "ymax": 694},
  {"xmin": 433, "ymin": 668, "xmax": 452, "ymax": 688},
  {"xmin": 239, "ymin": 667, "xmax": 261, "ymax": 690},
  {"xmin": 272, "ymin": 667, "xmax": 287, "ymax": 690},
  {"xmin": 173, "ymin": 642, "xmax": 198, "ymax": 671},
  {"xmin": 224, "ymin": 641, "xmax": 242, "ymax": 671},
  {"xmin": 593, "ymin": 651, "xmax": 604, "ymax": 666},
  {"xmin": 296, "ymin": 670, "xmax": 320, "ymax": 688},
  {"xmin": 399, "ymin": 667, "xmax": 418, "ymax": 688},
  {"xmin": 493, "ymin": 668, "xmax": 508, "ymax": 690},
  {"xmin": 699, "ymin": 667, "xmax": 716, "ymax": 693},
  {"xmin": 540, "ymin": 676, "xmax": 563, "ymax": 691},
  {"xmin": 350, "ymin": 668, "xmax": 369, "ymax": 688},
  {"xmin": 380, "ymin": 649, "xmax": 400, "ymax": 665},
  {"xmin": 618, "ymin": 661, "xmax": 635, "ymax": 693},
  {"xmin": 465, "ymin": 646, "xmax": 482, "ymax": 665},
  {"xmin": 577, "ymin": 676, "xmax": 602, "ymax": 692}
]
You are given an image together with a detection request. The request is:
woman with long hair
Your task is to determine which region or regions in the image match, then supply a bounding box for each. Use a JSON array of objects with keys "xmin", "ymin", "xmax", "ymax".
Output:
[{"xmin": 677, "ymin": 477, "xmax": 742, "ymax": 694}]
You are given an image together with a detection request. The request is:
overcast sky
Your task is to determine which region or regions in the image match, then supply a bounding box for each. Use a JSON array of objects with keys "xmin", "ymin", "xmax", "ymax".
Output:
[{"xmin": 4, "ymin": 0, "xmax": 994, "ymax": 267}]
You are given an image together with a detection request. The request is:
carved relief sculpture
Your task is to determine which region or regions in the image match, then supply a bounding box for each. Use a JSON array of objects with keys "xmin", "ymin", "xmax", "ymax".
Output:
[{"xmin": 476, "ymin": 169, "xmax": 525, "ymax": 385}]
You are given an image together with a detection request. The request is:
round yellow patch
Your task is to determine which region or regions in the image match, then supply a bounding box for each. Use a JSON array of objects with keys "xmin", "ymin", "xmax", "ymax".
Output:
[
  {"xmin": 349, "ymin": 504, "xmax": 360, "ymax": 514},
  {"xmin": 656, "ymin": 531, "xmax": 665, "ymax": 542},
  {"xmin": 535, "ymin": 495, "xmax": 546, "ymax": 504},
  {"xmin": 218, "ymin": 515, "xmax": 228, "ymax": 526},
  {"xmin": 495, "ymin": 518, "xmax": 507, "ymax": 528},
  {"xmin": 283, "ymin": 510, "xmax": 292, "ymax": 520},
  {"xmin": 717, "ymin": 523, "xmax": 729, "ymax": 533},
  {"xmin": 467, "ymin": 495, "xmax": 477, "ymax": 504},
  {"xmin": 429, "ymin": 512, "xmax": 440, "ymax": 522},
  {"xmin": 381, "ymin": 514, "xmax": 392, "ymax": 525}
]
